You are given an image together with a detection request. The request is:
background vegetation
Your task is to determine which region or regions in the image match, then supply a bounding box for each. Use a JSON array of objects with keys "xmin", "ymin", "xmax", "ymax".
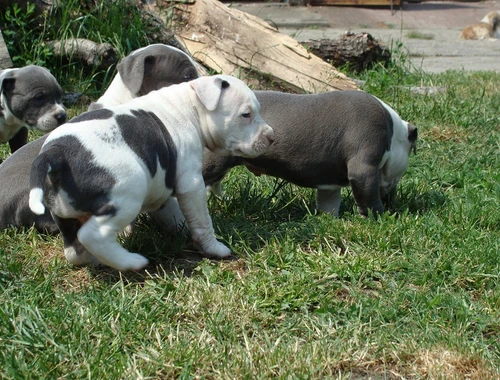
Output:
[{"xmin": 1, "ymin": 2, "xmax": 499, "ymax": 378}]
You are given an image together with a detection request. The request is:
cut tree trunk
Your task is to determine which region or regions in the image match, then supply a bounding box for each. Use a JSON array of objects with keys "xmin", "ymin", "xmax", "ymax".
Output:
[
  {"xmin": 45, "ymin": 38, "xmax": 118, "ymax": 69},
  {"xmin": 145, "ymin": 0, "xmax": 357, "ymax": 93},
  {"xmin": 302, "ymin": 32, "xmax": 391, "ymax": 73},
  {"xmin": 0, "ymin": 29, "xmax": 12, "ymax": 69}
]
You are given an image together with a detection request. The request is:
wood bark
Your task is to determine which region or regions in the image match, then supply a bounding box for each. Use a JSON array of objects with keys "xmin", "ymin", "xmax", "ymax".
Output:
[
  {"xmin": 303, "ymin": 32, "xmax": 391, "ymax": 73},
  {"xmin": 0, "ymin": 29, "xmax": 12, "ymax": 69},
  {"xmin": 45, "ymin": 38, "xmax": 118, "ymax": 69},
  {"xmin": 147, "ymin": 0, "xmax": 357, "ymax": 93}
]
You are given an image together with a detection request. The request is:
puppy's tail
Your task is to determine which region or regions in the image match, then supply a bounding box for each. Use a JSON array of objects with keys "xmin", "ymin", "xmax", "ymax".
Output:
[{"xmin": 29, "ymin": 144, "xmax": 64, "ymax": 215}]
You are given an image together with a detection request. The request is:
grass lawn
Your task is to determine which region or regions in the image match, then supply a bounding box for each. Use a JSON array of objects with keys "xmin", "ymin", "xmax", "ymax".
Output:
[{"xmin": 1, "ymin": 4, "xmax": 499, "ymax": 379}]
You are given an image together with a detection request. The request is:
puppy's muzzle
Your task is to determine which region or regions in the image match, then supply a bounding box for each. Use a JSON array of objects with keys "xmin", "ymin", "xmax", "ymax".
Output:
[{"xmin": 255, "ymin": 125, "xmax": 275, "ymax": 153}]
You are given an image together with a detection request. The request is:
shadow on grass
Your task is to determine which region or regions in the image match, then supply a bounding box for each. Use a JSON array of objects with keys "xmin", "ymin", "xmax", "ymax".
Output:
[
  {"xmin": 84, "ymin": 215, "xmax": 207, "ymax": 284},
  {"xmin": 60, "ymin": 179, "xmax": 447, "ymax": 284}
]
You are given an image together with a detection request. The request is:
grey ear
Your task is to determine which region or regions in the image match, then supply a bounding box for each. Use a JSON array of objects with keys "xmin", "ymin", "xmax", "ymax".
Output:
[
  {"xmin": 117, "ymin": 52, "xmax": 153, "ymax": 95},
  {"xmin": 408, "ymin": 123, "xmax": 418, "ymax": 155},
  {"xmin": 0, "ymin": 73, "xmax": 16, "ymax": 95},
  {"xmin": 190, "ymin": 76, "xmax": 229, "ymax": 111}
]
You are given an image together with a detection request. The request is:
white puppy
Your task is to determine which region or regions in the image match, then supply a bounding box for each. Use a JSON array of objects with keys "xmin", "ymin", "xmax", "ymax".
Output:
[{"xmin": 28, "ymin": 75, "xmax": 274, "ymax": 271}]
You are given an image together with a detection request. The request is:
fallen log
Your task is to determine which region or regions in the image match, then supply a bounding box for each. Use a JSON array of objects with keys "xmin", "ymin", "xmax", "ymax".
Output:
[
  {"xmin": 45, "ymin": 38, "xmax": 118, "ymax": 69},
  {"xmin": 303, "ymin": 32, "xmax": 391, "ymax": 73},
  {"xmin": 146, "ymin": 0, "xmax": 357, "ymax": 93},
  {"xmin": 0, "ymin": 28, "xmax": 12, "ymax": 69}
]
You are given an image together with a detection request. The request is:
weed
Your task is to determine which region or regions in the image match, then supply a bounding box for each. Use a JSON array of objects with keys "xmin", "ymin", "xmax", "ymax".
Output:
[
  {"xmin": 0, "ymin": 0, "xmax": 173, "ymax": 96},
  {"xmin": 406, "ymin": 31, "xmax": 435, "ymax": 40}
]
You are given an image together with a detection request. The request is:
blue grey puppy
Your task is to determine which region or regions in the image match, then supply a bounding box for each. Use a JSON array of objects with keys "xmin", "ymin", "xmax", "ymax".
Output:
[
  {"xmin": 0, "ymin": 65, "xmax": 66, "ymax": 153},
  {"xmin": 203, "ymin": 90, "xmax": 417, "ymax": 217}
]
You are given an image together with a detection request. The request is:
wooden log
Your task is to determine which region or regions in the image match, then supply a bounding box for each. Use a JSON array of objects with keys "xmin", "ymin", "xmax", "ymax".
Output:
[
  {"xmin": 45, "ymin": 38, "xmax": 118, "ymax": 69},
  {"xmin": 303, "ymin": 32, "xmax": 391, "ymax": 73},
  {"xmin": 0, "ymin": 29, "xmax": 13, "ymax": 69},
  {"xmin": 150, "ymin": 0, "xmax": 357, "ymax": 93}
]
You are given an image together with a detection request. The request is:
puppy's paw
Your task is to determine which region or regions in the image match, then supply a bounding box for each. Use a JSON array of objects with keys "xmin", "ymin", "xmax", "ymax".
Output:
[
  {"xmin": 120, "ymin": 253, "xmax": 149, "ymax": 271},
  {"xmin": 64, "ymin": 246, "xmax": 91, "ymax": 266},
  {"xmin": 201, "ymin": 241, "xmax": 232, "ymax": 259}
]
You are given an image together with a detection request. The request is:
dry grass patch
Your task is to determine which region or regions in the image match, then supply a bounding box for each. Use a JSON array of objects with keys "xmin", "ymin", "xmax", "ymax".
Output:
[
  {"xmin": 219, "ymin": 258, "xmax": 249, "ymax": 280},
  {"xmin": 333, "ymin": 346, "xmax": 498, "ymax": 379},
  {"xmin": 410, "ymin": 347, "xmax": 498, "ymax": 379},
  {"xmin": 425, "ymin": 126, "xmax": 471, "ymax": 143}
]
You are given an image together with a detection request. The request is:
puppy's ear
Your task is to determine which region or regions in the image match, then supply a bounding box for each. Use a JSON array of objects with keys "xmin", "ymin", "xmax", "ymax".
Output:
[
  {"xmin": 0, "ymin": 75, "xmax": 15, "ymax": 95},
  {"xmin": 117, "ymin": 52, "xmax": 151, "ymax": 95},
  {"xmin": 190, "ymin": 76, "xmax": 229, "ymax": 111},
  {"xmin": 408, "ymin": 123, "xmax": 418, "ymax": 155}
]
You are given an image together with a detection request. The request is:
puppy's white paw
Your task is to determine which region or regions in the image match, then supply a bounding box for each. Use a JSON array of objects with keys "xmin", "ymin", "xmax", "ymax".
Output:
[
  {"xmin": 119, "ymin": 253, "xmax": 149, "ymax": 271},
  {"xmin": 201, "ymin": 241, "xmax": 232, "ymax": 259},
  {"xmin": 64, "ymin": 246, "xmax": 93, "ymax": 266}
]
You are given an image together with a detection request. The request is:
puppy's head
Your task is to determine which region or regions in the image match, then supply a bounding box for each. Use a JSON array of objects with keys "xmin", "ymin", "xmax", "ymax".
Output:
[
  {"xmin": 118, "ymin": 44, "xmax": 200, "ymax": 97},
  {"xmin": 0, "ymin": 65, "xmax": 66, "ymax": 132},
  {"xmin": 379, "ymin": 122, "xmax": 418, "ymax": 203},
  {"xmin": 481, "ymin": 11, "xmax": 500, "ymax": 28},
  {"xmin": 190, "ymin": 75, "xmax": 274, "ymax": 158}
]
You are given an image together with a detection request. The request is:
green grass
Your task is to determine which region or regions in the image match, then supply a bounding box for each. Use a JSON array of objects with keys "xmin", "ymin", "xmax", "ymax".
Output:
[
  {"xmin": 406, "ymin": 31, "xmax": 435, "ymax": 40},
  {"xmin": 1, "ymin": 5, "xmax": 500, "ymax": 378},
  {"xmin": 0, "ymin": 0, "xmax": 174, "ymax": 97}
]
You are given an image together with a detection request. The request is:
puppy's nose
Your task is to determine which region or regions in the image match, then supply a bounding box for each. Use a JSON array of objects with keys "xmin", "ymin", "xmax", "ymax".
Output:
[
  {"xmin": 55, "ymin": 112, "xmax": 67, "ymax": 125},
  {"xmin": 265, "ymin": 127, "xmax": 275, "ymax": 145}
]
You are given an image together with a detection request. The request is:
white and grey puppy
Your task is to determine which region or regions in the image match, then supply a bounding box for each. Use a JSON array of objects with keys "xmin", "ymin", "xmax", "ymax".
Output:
[
  {"xmin": 29, "ymin": 75, "xmax": 274, "ymax": 271},
  {"xmin": 0, "ymin": 65, "xmax": 66, "ymax": 153},
  {"xmin": 203, "ymin": 90, "xmax": 417, "ymax": 217},
  {"xmin": 0, "ymin": 44, "xmax": 200, "ymax": 234},
  {"xmin": 89, "ymin": 44, "xmax": 200, "ymax": 110},
  {"xmin": 460, "ymin": 11, "xmax": 500, "ymax": 40}
]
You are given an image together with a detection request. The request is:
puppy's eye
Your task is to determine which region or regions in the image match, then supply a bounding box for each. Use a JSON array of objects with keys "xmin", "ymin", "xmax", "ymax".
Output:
[
  {"xmin": 32, "ymin": 93, "xmax": 46, "ymax": 106},
  {"xmin": 241, "ymin": 113, "xmax": 251, "ymax": 119},
  {"xmin": 184, "ymin": 74, "xmax": 193, "ymax": 81}
]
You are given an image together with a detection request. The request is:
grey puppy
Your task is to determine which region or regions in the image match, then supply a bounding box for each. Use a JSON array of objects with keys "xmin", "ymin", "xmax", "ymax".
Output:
[
  {"xmin": 0, "ymin": 44, "xmax": 200, "ymax": 233},
  {"xmin": 0, "ymin": 65, "xmax": 66, "ymax": 153},
  {"xmin": 203, "ymin": 90, "xmax": 418, "ymax": 217}
]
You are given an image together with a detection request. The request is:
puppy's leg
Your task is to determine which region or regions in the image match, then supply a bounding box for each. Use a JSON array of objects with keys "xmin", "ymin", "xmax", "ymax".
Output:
[
  {"xmin": 52, "ymin": 214, "xmax": 98, "ymax": 266},
  {"xmin": 316, "ymin": 187, "xmax": 342, "ymax": 217},
  {"xmin": 8, "ymin": 127, "xmax": 29, "ymax": 153},
  {"xmin": 176, "ymin": 187, "xmax": 231, "ymax": 258},
  {"xmin": 77, "ymin": 214, "xmax": 149, "ymax": 271},
  {"xmin": 381, "ymin": 187, "xmax": 397, "ymax": 209},
  {"xmin": 347, "ymin": 158, "xmax": 384, "ymax": 217},
  {"xmin": 149, "ymin": 197, "xmax": 188, "ymax": 232},
  {"xmin": 208, "ymin": 180, "xmax": 223, "ymax": 197}
]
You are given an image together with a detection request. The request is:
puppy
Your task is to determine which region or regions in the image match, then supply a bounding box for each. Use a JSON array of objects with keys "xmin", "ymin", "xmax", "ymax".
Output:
[
  {"xmin": 460, "ymin": 11, "xmax": 500, "ymax": 40},
  {"xmin": 89, "ymin": 44, "xmax": 200, "ymax": 110},
  {"xmin": 0, "ymin": 65, "xmax": 66, "ymax": 153},
  {"xmin": 28, "ymin": 75, "xmax": 274, "ymax": 271},
  {"xmin": 203, "ymin": 90, "xmax": 417, "ymax": 217},
  {"xmin": 0, "ymin": 44, "xmax": 200, "ymax": 233}
]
